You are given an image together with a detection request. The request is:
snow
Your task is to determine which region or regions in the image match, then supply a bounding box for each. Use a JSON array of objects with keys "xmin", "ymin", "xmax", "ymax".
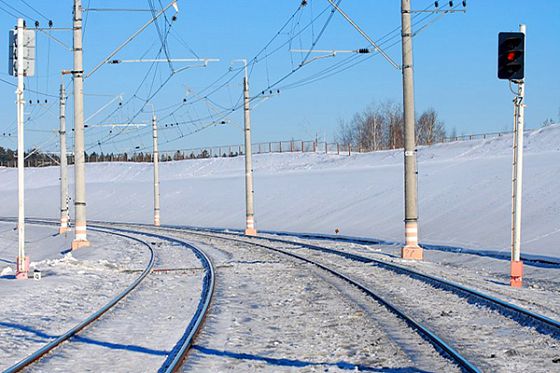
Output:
[
  {"xmin": 179, "ymin": 237, "xmax": 459, "ymax": 372},
  {"xmin": 0, "ymin": 223, "xmax": 206, "ymax": 372},
  {"xmin": 0, "ymin": 125, "xmax": 559, "ymax": 259},
  {"xmin": 0, "ymin": 224, "xmax": 149, "ymax": 370}
]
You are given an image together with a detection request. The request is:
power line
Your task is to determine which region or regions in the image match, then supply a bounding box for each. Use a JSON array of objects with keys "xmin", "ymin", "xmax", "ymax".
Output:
[{"xmin": 18, "ymin": 0, "xmax": 50, "ymax": 22}]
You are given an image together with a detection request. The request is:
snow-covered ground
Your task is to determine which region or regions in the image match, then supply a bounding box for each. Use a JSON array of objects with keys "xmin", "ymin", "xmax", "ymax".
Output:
[{"xmin": 0, "ymin": 125, "xmax": 559, "ymax": 260}]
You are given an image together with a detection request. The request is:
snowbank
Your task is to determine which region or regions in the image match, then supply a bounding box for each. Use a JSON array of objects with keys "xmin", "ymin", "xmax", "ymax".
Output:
[{"xmin": 0, "ymin": 125, "xmax": 559, "ymax": 258}]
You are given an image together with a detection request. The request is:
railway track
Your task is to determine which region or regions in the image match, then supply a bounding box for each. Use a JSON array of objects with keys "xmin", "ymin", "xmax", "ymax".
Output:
[
  {"xmin": 137, "ymin": 224, "xmax": 560, "ymax": 372},
  {"xmin": 179, "ymin": 225, "xmax": 560, "ymax": 338},
  {"xmin": 4, "ymin": 219, "xmax": 559, "ymax": 371},
  {"xmin": 112, "ymin": 223, "xmax": 480, "ymax": 372},
  {"xmin": 1, "ymin": 221, "xmax": 215, "ymax": 373}
]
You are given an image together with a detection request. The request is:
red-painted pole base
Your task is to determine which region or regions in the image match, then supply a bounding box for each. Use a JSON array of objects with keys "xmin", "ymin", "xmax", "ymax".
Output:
[
  {"xmin": 71, "ymin": 239, "xmax": 90, "ymax": 250},
  {"xmin": 401, "ymin": 246, "xmax": 423, "ymax": 260},
  {"xmin": 401, "ymin": 222, "xmax": 423, "ymax": 260},
  {"xmin": 15, "ymin": 256, "xmax": 30, "ymax": 280},
  {"xmin": 510, "ymin": 260, "xmax": 523, "ymax": 288}
]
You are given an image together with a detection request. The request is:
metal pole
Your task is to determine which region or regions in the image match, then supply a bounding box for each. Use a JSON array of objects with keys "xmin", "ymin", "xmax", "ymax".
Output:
[
  {"xmin": 15, "ymin": 18, "xmax": 28, "ymax": 279},
  {"xmin": 242, "ymin": 61, "xmax": 256, "ymax": 236},
  {"xmin": 59, "ymin": 83, "xmax": 69, "ymax": 234},
  {"xmin": 510, "ymin": 24, "xmax": 526, "ymax": 288},
  {"xmin": 152, "ymin": 114, "xmax": 161, "ymax": 226},
  {"xmin": 401, "ymin": 0, "xmax": 422, "ymax": 260},
  {"xmin": 72, "ymin": 0, "xmax": 89, "ymax": 249}
]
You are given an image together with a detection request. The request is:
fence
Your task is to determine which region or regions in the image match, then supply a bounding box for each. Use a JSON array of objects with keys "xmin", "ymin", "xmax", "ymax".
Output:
[{"xmin": 0, "ymin": 129, "xmax": 526, "ymax": 168}]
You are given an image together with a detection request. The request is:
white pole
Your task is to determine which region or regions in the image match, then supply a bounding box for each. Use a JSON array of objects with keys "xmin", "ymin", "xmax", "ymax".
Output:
[
  {"xmin": 59, "ymin": 83, "xmax": 69, "ymax": 234},
  {"xmin": 72, "ymin": 0, "xmax": 89, "ymax": 250},
  {"xmin": 242, "ymin": 60, "xmax": 256, "ymax": 236},
  {"xmin": 15, "ymin": 18, "xmax": 28, "ymax": 280},
  {"xmin": 152, "ymin": 114, "xmax": 160, "ymax": 226},
  {"xmin": 400, "ymin": 0, "xmax": 422, "ymax": 260},
  {"xmin": 510, "ymin": 24, "xmax": 526, "ymax": 288}
]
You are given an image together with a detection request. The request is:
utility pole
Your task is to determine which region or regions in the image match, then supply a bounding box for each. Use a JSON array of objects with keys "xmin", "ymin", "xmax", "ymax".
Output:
[
  {"xmin": 59, "ymin": 83, "xmax": 69, "ymax": 234},
  {"xmin": 15, "ymin": 18, "xmax": 28, "ymax": 279},
  {"xmin": 152, "ymin": 113, "xmax": 160, "ymax": 226},
  {"xmin": 510, "ymin": 24, "xmax": 526, "ymax": 288},
  {"xmin": 238, "ymin": 59, "xmax": 257, "ymax": 236},
  {"xmin": 72, "ymin": 0, "xmax": 89, "ymax": 249},
  {"xmin": 400, "ymin": 0, "xmax": 422, "ymax": 260}
]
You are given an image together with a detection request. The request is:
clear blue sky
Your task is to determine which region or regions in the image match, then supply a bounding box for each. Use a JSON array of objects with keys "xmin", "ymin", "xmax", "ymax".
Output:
[{"xmin": 0, "ymin": 0, "xmax": 558, "ymax": 155}]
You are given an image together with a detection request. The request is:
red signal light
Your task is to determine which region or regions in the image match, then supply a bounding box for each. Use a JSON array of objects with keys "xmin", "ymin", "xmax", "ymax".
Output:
[{"xmin": 507, "ymin": 52, "xmax": 516, "ymax": 61}]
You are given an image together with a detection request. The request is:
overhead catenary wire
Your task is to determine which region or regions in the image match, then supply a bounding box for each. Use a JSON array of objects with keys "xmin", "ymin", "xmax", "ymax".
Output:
[{"xmin": 78, "ymin": 0, "xmax": 455, "ymax": 155}]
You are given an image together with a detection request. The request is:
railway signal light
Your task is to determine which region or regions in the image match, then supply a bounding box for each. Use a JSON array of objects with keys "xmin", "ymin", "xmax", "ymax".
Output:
[{"xmin": 498, "ymin": 32, "xmax": 524, "ymax": 80}]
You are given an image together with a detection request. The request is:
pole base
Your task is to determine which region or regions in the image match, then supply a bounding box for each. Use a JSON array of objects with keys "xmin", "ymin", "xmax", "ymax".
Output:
[
  {"xmin": 59, "ymin": 226, "xmax": 70, "ymax": 234},
  {"xmin": 244, "ymin": 228, "xmax": 257, "ymax": 236},
  {"xmin": 401, "ymin": 245, "xmax": 423, "ymax": 260},
  {"xmin": 16, "ymin": 256, "xmax": 30, "ymax": 280},
  {"xmin": 71, "ymin": 239, "xmax": 90, "ymax": 250},
  {"xmin": 510, "ymin": 260, "xmax": 523, "ymax": 288}
]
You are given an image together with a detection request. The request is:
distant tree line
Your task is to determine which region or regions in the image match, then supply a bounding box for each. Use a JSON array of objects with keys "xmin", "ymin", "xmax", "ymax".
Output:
[
  {"xmin": 336, "ymin": 101, "xmax": 447, "ymax": 151},
  {"xmin": 0, "ymin": 146, "xmax": 59, "ymax": 167},
  {"xmin": 0, "ymin": 146, "xmax": 242, "ymax": 167}
]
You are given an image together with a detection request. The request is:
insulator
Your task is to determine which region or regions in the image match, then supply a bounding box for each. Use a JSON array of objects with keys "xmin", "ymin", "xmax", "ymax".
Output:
[
  {"xmin": 434, "ymin": 1, "xmax": 439, "ymax": 7},
  {"xmin": 48, "ymin": 20, "xmax": 53, "ymax": 27},
  {"xmin": 183, "ymin": 98, "xmax": 187, "ymax": 102},
  {"xmin": 462, "ymin": 0, "xmax": 467, "ymax": 6},
  {"xmin": 34, "ymin": 20, "xmax": 39, "ymax": 28},
  {"xmin": 449, "ymin": 1, "xmax": 453, "ymax": 6},
  {"xmin": 358, "ymin": 48, "xmax": 370, "ymax": 54}
]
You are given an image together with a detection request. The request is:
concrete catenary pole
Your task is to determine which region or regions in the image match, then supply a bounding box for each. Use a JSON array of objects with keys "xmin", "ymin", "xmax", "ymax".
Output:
[
  {"xmin": 72, "ymin": 0, "xmax": 89, "ymax": 249},
  {"xmin": 400, "ymin": 0, "xmax": 422, "ymax": 260},
  {"xmin": 242, "ymin": 60, "xmax": 256, "ymax": 236},
  {"xmin": 15, "ymin": 18, "xmax": 29, "ymax": 279},
  {"xmin": 510, "ymin": 24, "xmax": 526, "ymax": 288},
  {"xmin": 152, "ymin": 114, "xmax": 160, "ymax": 226},
  {"xmin": 59, "ymin": 83, "xmax": 69, "ymax": 234}
]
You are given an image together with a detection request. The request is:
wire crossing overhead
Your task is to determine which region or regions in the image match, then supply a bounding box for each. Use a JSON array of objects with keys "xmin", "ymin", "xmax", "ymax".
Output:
[{"xmin": 325, "ymin": 0, "xmax": 400, "ymax": 69}]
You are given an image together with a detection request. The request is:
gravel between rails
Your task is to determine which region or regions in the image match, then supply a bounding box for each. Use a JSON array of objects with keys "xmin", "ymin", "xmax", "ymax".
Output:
[{"xmin": 164, "ymin": 232, "xmax": 461, "ymax": 372}]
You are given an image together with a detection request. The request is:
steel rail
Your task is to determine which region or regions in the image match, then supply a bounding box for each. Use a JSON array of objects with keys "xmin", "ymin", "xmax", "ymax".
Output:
[
  {"xmin": 89, "ymin": 224, "xmax": 215, "ymax": 373},
  {"xmin": 0, "ymin": 220, "xmax": 215, "ymax": 373},
  {"xmin": 245, "ymin": 232, "xmax": 560, "ymax": 338},
  {"xmin": 3, "ymin": 227, "xmax": 155, "ymax": 373},
  {"xmin": 180, "ymin": 226, "xmax": 560, "ymax": 339},
  {"xmin": 144, "ymin": 226, "xmax": 480, "ymax": 373}
]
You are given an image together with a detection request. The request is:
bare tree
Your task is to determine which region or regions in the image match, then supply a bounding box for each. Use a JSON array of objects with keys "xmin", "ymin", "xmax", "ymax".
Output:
[
  {"xmin": 335, "ymin": 118, "xmax": 356, "ymax": 147},
  {"xmin": 416, "ymin": 108, "xmax": 446, "ymax": 145},
  {"xmin": 336, "ymin": 101, "xmax": 446, "ymax": 151}
]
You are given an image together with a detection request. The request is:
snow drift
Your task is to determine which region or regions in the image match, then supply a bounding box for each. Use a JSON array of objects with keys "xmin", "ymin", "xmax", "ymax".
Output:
[{"xmin": 1, "ymin": 125, "xmax": 559, "ymax": 259}]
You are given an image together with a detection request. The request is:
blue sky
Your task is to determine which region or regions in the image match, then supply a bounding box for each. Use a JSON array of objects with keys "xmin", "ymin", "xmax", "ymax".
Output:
[{"xmin": 0, "ymin": 0, "xmax": 558, "ymax": 155}]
